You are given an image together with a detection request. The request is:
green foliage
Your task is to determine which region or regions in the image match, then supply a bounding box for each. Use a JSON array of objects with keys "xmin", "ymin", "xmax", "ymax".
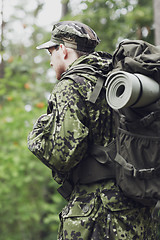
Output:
[
  {"xmin": 0, "ymin": 54, "xmax": 66, "ymax": 239},
  {"xmin": 0, "ymin": 2, "xmax": 66, "ymax": 239},
  {"xmin": 64, "ymin": 0, "xmax": 154, "ymax": 53},
  {"xmin": 0, "ymin": 0, "xmax": 159, "ymax": 239}
]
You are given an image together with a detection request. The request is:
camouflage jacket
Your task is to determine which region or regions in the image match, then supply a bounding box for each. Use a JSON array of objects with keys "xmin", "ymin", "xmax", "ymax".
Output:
[
  {"xmin": 28, "ymin": 51, "xmax": 113, "ymax": 185},
  {"xmin": 28, "ymin": 49, "xmax": 157, "ymax": 240}
]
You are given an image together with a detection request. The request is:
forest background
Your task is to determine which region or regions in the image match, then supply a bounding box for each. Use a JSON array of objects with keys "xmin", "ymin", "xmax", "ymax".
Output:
[{"xmin": 0, "ymin": 0, "xmax": 160, "ymax": 239}]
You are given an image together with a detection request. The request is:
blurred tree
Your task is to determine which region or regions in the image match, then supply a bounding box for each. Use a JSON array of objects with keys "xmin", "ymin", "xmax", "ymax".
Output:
[
  {"xmin": 153, "ymin": 0, "xmax": 160, "ymax": 45},
  {"xmin": 63, "ymin": 0, "xmax": 154, "ymax": 53},
  {"xmin": 0, "ymin": 0, "xmax": 4, "ymax": 78},
  {"xmin": 61, "ymin": 0, "xmax": 70, "ymax": 17},
  {"xmin": 0, "ymin": 1, "xmax": 65, "ymax": 239},
  {"xmin": 125, "ymin": 0, "xmax": 154, "ymax": 43}
]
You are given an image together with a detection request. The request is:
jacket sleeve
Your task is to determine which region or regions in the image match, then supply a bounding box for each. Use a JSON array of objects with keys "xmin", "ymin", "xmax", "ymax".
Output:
[{"xmin": 28, "ymin": 79, "xmax": 89, "ymax": 182}]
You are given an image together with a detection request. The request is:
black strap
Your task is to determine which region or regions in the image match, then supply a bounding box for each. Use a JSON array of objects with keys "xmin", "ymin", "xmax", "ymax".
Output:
[
  {"xmin": 120, "ymin": 111, "xmax": 160, "ymax": 130},
  {"xmin": 139, "ymin": 111, "xmax": 160, "ymax": 127},
  {"xmin": 57, "ymin": 180, "xmax": 73, "ymax": 201},
  {"xmin": 72, "ymin": 154, "xmax": 115, "ymax": 185},
  {"xmin": 57, "ymin": 152, "xmax": 116, "ymax": 200},
  {"xmin": 72, "ymin": 140, "xmax": 116, "ymax": 184}
]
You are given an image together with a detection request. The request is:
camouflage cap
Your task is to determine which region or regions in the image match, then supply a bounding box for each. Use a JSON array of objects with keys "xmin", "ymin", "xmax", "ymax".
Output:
[{"xmin": 36, "ymin": 21, "xmax": 100, "ymax": 52}]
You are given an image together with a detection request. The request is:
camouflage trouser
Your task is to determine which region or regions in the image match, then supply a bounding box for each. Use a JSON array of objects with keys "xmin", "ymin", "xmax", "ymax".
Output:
[{"xmin": 57, "ymin": 181, "xmax": 158, "ymax": 240}]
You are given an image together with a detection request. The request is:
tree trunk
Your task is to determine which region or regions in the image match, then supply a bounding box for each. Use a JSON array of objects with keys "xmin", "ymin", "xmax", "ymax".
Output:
[
  {"xmin": 153, "ymin": 0, "xmax": 160, "ymax": 45},
  {"xmin": 0, "ymin": 0, "xmax": 4, "ymax": 78},
  {"xmin": 61, "ymin": 0, "xmax": 69, "ymax": 18}
]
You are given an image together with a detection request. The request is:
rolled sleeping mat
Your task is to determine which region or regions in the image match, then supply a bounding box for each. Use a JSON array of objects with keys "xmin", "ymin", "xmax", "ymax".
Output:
[{"xmin": 105, "ymin": 71, "xmax": 160, "ymax": 109}]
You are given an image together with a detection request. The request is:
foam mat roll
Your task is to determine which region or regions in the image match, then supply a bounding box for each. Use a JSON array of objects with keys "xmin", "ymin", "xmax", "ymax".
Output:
[{"xmin": 105, "ymin": 71, "xmax": 160, "ymax": 109}]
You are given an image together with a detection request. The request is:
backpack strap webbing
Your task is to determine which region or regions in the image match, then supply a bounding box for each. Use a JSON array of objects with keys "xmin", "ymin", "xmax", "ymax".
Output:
[
  {"xmin": 115, "ymin": 153, "xmax": 160, "ymax": 179},
  {"xmin": 61, "ymin": 68, "xmax": 106, "ymax": 104},
  {"xmin": 89, "ymin": 76, "xmax": 105, "ymax": 103},
  {"xmin": 119, "ymin": 110, "xmax": 160, "ymax": 129},
  {"xmin": 57, "ymin": 154, "xmax": 116, "ymax": 201},
  {"xmin": 115, "ymin": 153, "xmax": 134, "ymax": 176},
  {"xmin": 152, "ymin": 200, "xmax": 160, "ymax": 220},
  {"xmin": 57, "ymin": 141, "xmax": 117, "ymax": 200},
  {"xmin": 72, "ymin": 154, "xmax": 115, "ymax": 185},
  {"xmin": 57, "ymin": 180, "xmax": 73, "ymax": 201}
]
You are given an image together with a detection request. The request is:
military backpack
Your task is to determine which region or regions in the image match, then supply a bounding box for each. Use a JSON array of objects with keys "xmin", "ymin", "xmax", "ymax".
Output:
[
  {"xmin": 89, "ymin": 40, "xmax": 160, "ymax": 219},
  {"xmin": 58, "ymin": 40, "xmax": 160, "ymax": 219}
]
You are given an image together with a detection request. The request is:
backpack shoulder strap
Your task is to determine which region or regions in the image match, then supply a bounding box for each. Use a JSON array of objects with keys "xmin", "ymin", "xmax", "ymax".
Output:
[
  {"xmin": 89, "ymin": 76, "xmax": 105, "ymax": 103},
  {"xmin": 61, "ymin": 65, "xmax": 106, "ymax": 104}
]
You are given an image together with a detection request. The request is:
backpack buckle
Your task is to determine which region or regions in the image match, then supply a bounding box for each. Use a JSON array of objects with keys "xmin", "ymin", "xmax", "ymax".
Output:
[
  {"xmin": 135, "ymin": 168, "xmax": 155, "ymax": 179},
  {"xmin": 140, "ymin": 112, "xmax": 156, "ymax": 127}
]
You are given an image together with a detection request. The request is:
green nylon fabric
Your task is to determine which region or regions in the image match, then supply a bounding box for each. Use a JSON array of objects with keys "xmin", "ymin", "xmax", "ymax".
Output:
[
  {"xmin": 111, "ymin": 40, "xmax": 160, "ymax": 209},
  {"xmin": 112, "ymin": 39, "xmax": 160, "ymax": 82}
]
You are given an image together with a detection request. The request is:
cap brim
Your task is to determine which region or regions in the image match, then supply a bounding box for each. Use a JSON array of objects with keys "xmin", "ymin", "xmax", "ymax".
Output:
[{"xmin": 36, "ymin": 41, "xmax": 58, "ymax": 50}]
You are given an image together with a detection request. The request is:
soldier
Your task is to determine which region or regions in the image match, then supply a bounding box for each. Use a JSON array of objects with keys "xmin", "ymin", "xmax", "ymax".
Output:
[{"xmin": 28, "ymin": 21, "xmax": 157, "ymax": 239}]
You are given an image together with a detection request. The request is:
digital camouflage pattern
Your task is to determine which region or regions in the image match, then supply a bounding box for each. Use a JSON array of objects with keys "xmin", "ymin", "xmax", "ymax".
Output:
[
  {"xmin": 28, "ymin": 51, "xmax": 113, "ymax": 184},
  {"xmin": 36, "ymin": 21, "xmax": 100, "ymax": 52},
  {"xmin": 28, "ymin": 52, "xmax": 158, "ymax": 239},
  {"xmin": 58, "ymin": 180, "xmax": 157, "ymax": 240}
]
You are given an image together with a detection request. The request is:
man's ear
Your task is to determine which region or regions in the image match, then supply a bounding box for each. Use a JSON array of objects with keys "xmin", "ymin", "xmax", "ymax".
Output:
[{"xmin": 60, "ymin": 44, "xmax": 68, "ymax": 59}]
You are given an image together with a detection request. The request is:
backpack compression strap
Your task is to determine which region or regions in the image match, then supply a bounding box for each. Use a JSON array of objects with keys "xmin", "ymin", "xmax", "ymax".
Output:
[
  {"xmin": 152, "ymin": 200, "xmax": 160, "ymax": 219},
  {"xmin": 115, "ymin": 152, "xmax": 160, "ymax": 179}
]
